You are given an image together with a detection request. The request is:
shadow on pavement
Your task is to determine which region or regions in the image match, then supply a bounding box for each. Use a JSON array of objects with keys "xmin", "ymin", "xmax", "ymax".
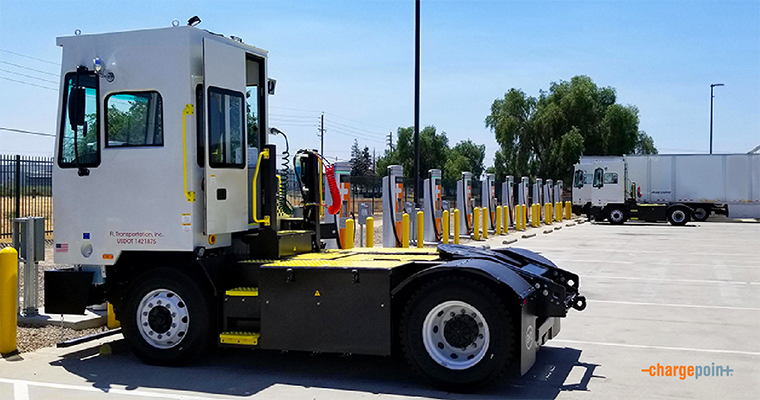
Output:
[{"xmin": 50, "ymin": 342, "xmax": 602, "ymax": 399}]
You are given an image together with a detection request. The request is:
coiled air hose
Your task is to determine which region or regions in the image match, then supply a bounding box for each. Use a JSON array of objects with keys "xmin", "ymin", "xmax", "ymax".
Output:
[{"xmin": 269, "ymin": 128, "xmax": 294, "ymax": 216}]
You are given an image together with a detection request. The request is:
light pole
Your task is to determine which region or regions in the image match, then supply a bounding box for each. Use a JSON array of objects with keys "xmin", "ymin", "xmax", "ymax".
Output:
[{"xmin": 710, "ymin": 83, "xmax": 724, "ymax": 154}]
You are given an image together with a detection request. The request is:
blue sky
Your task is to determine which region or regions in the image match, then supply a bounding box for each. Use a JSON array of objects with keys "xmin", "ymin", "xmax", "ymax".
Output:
[{"xmin": 1, "ymin": 0, "xmax": 758, "ymax": 163}]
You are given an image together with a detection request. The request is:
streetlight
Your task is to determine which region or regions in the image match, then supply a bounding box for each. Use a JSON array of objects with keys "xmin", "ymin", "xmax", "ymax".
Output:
[{"xmin": 710, "ymin": 83, "xmax": 724, "ymax": 154}]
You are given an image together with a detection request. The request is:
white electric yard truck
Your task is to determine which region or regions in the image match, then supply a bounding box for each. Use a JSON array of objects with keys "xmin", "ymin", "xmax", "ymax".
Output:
[
  {"xmin": 575, "ymin": 154, "xmax": 760, "ymax": 225},
  {"xmin": 45, "ymin": 22, "xmax": 585, "ymax": 392}
]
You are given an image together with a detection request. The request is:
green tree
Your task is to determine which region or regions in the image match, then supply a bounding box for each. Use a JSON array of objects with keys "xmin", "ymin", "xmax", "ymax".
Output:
[
  {"xmin": 486, "ymin": 75, "xmax": 656, "ymax": 182},
  {"xmin": 349, "ymin": 140, "xmax": 373, "ymax": 176},
  {"xmin": 444, "ymin": 140, "xmax": 485, "ymax": 181},
  {"xmin": 375, "ymin": 126, "xmax": 450, "ymax": 177}
]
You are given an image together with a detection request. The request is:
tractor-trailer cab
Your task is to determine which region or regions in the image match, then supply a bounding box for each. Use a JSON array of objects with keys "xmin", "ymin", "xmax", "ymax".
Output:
[
  {"xmin": 53, "ymin": 26, "xmax": 271, "ymax": 268},
  {"xmin": 45, "ymin": 23, "xmax": 586, "ymax": 393}
]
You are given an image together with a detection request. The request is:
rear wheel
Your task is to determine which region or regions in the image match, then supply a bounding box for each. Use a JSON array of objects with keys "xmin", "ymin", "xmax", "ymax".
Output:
[
  {"xmin": 400, "ymin": 277, "xmax": 515, "ymax": 392},
  {"xmin": 667, "ymin": 207, "xmax": 691, "ymax": 226},
  {"xmin": 122, "ymin": 268, "xmax": 211, "ymax": 365},
  {"xmin": 692, "ymin": 206, "xmax": 709, "ymax": 222},
  {"xmin": 607, "ymin": 206, "xmax": 627, "ymax": 225}
]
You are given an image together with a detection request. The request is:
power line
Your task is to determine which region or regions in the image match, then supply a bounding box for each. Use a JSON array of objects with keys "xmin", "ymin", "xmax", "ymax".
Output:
[
  {"xmin": 0, "ymin": 68, "xmax": 58, "ymax": 84},
  {"xmin": 324, "ymin": 118, "xmax": 386, "ymax": 137},
  {"xmin": 0, "ymin": 60, "xmax": 58, "ymax": 76},
  {"xmin": 0, "ymin": 76, "xmax": 58, "ymax": 91},
  {"xmin": 324, "ymin": 112, "xmax": 391, "ymax": 132},
  {"xmin": 0, "ymin": 127, "xmax": 56, "ymax": 137},
  {"xmin": 325, "ymin": 125, "xmax": 385, "ymax": 144},
  {"xmin": 0, "ymin": 49, "xmax": 60, "ymax": 65},
  {"xmin": 271, "ymin": 105, "xmax": 392, "ymax": 133}
]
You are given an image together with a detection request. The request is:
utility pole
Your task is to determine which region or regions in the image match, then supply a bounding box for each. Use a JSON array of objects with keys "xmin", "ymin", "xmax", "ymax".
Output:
[
  {"xmin": 413, "ymin": 0, "xmax": 421, "ymax": 205},
  {"xmin": 320, "ymin": 112, "xmax": 325, "ymax": 156},
  {"xmin": 709, "ymin": 83, "xmax": 724, "ymax": 155},
  {"xmin": 387, "ymin": 131, "xmax": 394, "ymax": 151}
]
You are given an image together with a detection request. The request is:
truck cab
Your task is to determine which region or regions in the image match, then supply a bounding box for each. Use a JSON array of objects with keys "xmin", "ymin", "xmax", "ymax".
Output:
[{"xmin": 45, "ymin": 23, "xmax": 585, "ymax": 392}]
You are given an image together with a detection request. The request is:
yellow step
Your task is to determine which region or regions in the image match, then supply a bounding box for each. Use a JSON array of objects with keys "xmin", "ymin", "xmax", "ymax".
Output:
[
  {"xmin": 225, "ymin": 287, "xmax": 259, "ymax": 297},
  {"xmin": 219, "ymin": 331, "xmax": 260, "ymax": 346}
]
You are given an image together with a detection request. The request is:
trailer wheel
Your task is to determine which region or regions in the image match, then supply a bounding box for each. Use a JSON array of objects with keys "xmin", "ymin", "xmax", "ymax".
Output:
[
  {"xmin": 122, "ymin": 268, "xmax": 211, "ymax": 366},
  {"xmin": 400, "ymin": 277, "xmax": 515, "ymax": 392},
  {"xmin": 667, "ymin": 206, "xmax": 691, "ymax": 226},
  {"xmin": 607, "ymin": 206, "xmax": 627, "ymax": 225},
  {"xmin": 692, "ymin": 207, "xmax": 709, "ymax": 222}
]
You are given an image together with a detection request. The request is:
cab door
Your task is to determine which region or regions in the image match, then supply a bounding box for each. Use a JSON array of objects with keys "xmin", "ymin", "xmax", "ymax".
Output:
[{"xmin": 203, "ymin": 38, "xmax": 248, "ymax": 234}]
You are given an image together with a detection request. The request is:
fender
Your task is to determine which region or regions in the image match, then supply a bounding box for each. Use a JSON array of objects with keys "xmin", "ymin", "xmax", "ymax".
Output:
[{"xmin": 391, "ymin": 257, "xmax": 535, "ymax": 301}]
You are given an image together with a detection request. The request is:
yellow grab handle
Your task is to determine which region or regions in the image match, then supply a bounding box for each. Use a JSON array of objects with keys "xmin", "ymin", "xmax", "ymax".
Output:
[
  {"xmin": 252, "ymin": 149, "xmax": 271, "ymax": 226},
  {"xmin": 182, "ymin": 104, "xmax": 195, "ymax": 202}
]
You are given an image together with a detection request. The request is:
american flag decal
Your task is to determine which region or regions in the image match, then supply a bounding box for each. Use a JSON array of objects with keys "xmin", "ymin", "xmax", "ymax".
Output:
[{"xmin": 55, "ymin": 243, "xmax": 68, "ymax": 253}]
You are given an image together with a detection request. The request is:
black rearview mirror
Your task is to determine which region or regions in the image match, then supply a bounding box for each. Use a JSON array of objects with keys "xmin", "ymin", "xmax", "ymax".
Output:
[{"xmin": 68, "ymin": 86, "xmax": 86, "ymax": 132}]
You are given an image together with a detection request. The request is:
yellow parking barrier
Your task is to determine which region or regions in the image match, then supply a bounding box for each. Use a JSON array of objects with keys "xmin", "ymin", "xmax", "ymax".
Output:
[
  {"xmin": 565, "ymin": 201, "xmax": 572, "ymax": 220},
  {"xmin": 417, "ymin": 211, "xmax": 424, "ymax": 248},
  {"xmin": 482, "ymin": 207, "xmax": 488, "ymax": 239},
  {"xmin": 402, "ymin": 213, "xmax": 409, "ymax": 248},
  {"xmin": 345, "ymin": 218, "xmax": 355, "ymax": 249},
  {"xmin": 442, "ymin": 210, "xmax": 450, "ymax": 244},
  {"xmin": 366, "ymin": 217, "xmax": 374, "ymax": 248},
  {"xmin": 453, "ymin": 209, "xmax": 460, "ymax": 244},
  {"xmin": 473, "ymin": 207, "xmax": 481, "ymax": 240},
  {"xmin": 1, "ymin": 247, "xmax": 18, "ymax": 355},
  {"xmin": 495, "ymin": 206, "xmax": 502, "ymax": 235}
]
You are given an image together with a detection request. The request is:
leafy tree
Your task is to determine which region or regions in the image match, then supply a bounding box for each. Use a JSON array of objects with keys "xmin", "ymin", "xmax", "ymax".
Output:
[
  {"xmin": 375, "ymin": 126, "xmax": 450, "ymax": 177},
  {"xmin": 486, "ymin": 75, "xmax": 656, "ymax": 182},
  {"xmin": 444, "ymin": 140, "xmax": 485, "ymax": 181}
]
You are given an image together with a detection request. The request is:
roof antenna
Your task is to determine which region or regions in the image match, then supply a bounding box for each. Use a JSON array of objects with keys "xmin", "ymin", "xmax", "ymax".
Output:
[{"xmin": 187, "ymin": 16, "xmax": 201, "ymax": 27}]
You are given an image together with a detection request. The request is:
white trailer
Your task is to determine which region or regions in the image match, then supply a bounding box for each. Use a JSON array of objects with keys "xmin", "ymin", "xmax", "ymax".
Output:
[{"xmin": 577, "ymin": 154, "xmax": 760, "ymax": 225}]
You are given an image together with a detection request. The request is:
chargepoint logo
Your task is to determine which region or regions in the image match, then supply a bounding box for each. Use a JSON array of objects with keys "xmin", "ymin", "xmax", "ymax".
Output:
[
  {"xmin": 525, "ymin": 325, "xmax": 534, "ymax": 350},
  {"xmin": 641, "ymin": 363, "xmax": 734, "ymax": 380}
]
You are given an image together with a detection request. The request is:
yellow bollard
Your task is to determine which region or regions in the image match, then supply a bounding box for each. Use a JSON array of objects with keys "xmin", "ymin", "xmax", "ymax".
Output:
[
  {"xmin": 345, "ymin": 218, "xmax": 355, "ymax": 249},
  {"xmin": 522, "ymin": 204, "xmax": 528, "ymax": 231},
  {"xmin": 482, "ymin": 207, "xmax": 488, "ymax": 239},
  {"xmin": 473, "ymin": 207, "xmax": 481, "ymax": 240},
  {"xmin": 402, "ymin": 213, "xmax": 409, "ymax": 248},
  {"xmin": 495, "ymin": 206, "xmax": 502, "ymax": 235},
  {"xmin": 515, "ymin": 205, "xmax": 522, "ymax": 231},
  {"xmin": 107, "ymin": 302, "xmax": 121, "ymax": 329},
  {"xmin": 549, "ymin": 203, "xmax": 554, "ymax": 224},
  {"xmin": 417, "ymin": 211, "xmax": 424, "ymax": 248},
  {"xmin": 565, "ymin": 201, "xmax": 572, "ymax": 220},
  {"xmin": 504, "ymin": 206, "xmax": 509, "ymax": 234},
  {"xmin": 366, "ymin": 217, "xmax": 374, "ymax": 248},
  {"xmin": 0, "ymin": 247, "xmax": 18, "ymax": 355},
  {"xmin": 535, "ymin": 204, "xmax": 540, "ymax": 227},
  {"xmin": 557, "ymin": 202, "xmax": 562, "ymax": 221},
  {"xmin": 442, "ymin": 210, "xmax": 449, "ymax": 244},
  {"xmin": 453, "ymin": 209, "xmax": 460, "ymax": 244}
]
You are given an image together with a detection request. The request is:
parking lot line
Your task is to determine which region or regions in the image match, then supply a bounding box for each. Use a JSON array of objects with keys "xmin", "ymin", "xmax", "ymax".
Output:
[
  {"xmin": 550, "ymin": 339, "xmax": 760, "ymax": 357},
  {"xmin": 0, "ymin": 378, "xmax": 215, "ymax": 400},
  {"xmin": 591, "ymin": 299, "xmax": 760, "ymax": 312}
]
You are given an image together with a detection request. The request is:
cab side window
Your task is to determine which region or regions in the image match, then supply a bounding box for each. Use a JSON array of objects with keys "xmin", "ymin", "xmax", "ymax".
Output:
[
  {"xmin": 604, "ymin": 172, "xmax": 619, "ymax": 185},
  {"xmin": 105, "ymin": 92, "xmax": 163, "ymax": 147},
  {"xmin": 207, "ymin": 87, "xmax": 245, "ymax": 168},
  {"xmin": 58, "ymin": 72, "xmax": 99, "ymax": 167}
]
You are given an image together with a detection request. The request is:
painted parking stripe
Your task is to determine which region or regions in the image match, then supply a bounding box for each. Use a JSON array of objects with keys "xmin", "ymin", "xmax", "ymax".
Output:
[
  {"xmin": 0, "ymin": 378, "xmax": 215, "ymax": 400},
  {"xmin": 591, "ymin": 299, "xmax": 760, "ymax": 312},
  {"xmin": 550, "ymin": 339, "xmax": 760, "ymax": 357}
]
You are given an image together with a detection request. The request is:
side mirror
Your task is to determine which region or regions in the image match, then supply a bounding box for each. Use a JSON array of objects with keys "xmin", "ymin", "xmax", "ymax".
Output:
[{"xmin": 68, "ymin": 86, "xmax": 86, "ymax": 132}]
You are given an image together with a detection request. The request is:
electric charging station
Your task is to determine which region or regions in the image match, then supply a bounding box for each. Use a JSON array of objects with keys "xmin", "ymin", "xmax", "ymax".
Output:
[
  {"xmin": 457, "ymin": 172, "xmax": 474, "ymax": 236},
  {"xmin": 383, "ymin": 165, "xmax": 405, "ymax": 247},
  {"xmin": 502, "ymin": 176, "xmax": 514, "ymax": 227},
  {"xmin": 423, "ymin": 169, "xmax": 443, "ymax": 242},
  {"xmin": 534, "ymin": 178, "xmax": 543, "ymax": 207},
  {"xmin": 555, "ymin": 180, "xmax": 563, "ymax": 203},
  {"xmin": 482, "ymin": 173, "xmax": 497, "ymax": 231},
  {"xmin": 543, "ymin": 179, "xmax": 553, "ymax": 223},
  {"xmin": 324, "ymin": 161, "xmax": 351, "ymax": 249}
]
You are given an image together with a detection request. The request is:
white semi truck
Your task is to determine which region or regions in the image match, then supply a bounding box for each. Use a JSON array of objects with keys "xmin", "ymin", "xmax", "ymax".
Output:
[
  {"xmin": 44, "ymin": 21, "xmax": 585, "ymax": 392},
  {"xmin": 574, "ymin": 154, "xmax": 760, "ymax": 225}
]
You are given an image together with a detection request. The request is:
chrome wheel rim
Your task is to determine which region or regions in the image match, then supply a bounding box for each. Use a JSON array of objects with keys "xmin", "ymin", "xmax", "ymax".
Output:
[
  {"xmin": 672, "ymin": 210, "xmax": 686, "ymax": 223},
  {"xmin": 137, "ymin": 289, "xmax": 189, "ymax": 349},
  {"xmin": 422, "ymin": 300, "xmax": 490, "ymax": 370},
  {"xmin": 610, "ymin": 209, "xmax": 624, "ymax": 222}
]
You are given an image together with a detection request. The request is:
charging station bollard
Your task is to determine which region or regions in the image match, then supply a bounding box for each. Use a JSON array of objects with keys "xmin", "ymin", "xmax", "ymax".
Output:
[
  {"xmin": 565, "ymin": 201, "xmax": 572, "ymax": 220},
  {"xmin": 515, "ymin": 205, "xmax": 521, "ymax": 231},
  {"xmin": 473, "ymin": 208, "xmax": 481, "ymax": 240},
  {"xmin": 402, "ymin": 213, "xmax": 409, "ymax": 248},
  {"xmin": 442, "ymin": 210, "xmax": 449, "ymax": 244},
  {"xmin": 522, "ymin": 205, "xmax": 528, "ymax": 231},
  {"xmin": 417, "ymin": 211, "xmax": 424, "ymax": 248},
  {"xmin": 482, "ymin": 207, "xmax": 488, "ymax": 239},
  {"xmin": 366, "ymin": 217, "xmax": 374, "ymax": 248},
  {"xmin": 0, "ymin": 247, "xmax": 18, "ymax": 355},
  {"xmin": 549, "ymin": 203, "xmax": 554, "ymax": 224},
  {"xmin": 345, "ymin": 219, "xmax": 355, "ymax": 249},
  {"xmin": 503, "ymin": 207, "xmax": 509, "ymax": 234},
  {"xmin": 453, "ymin": 209, "xmax": 460, "ymax": 244},
  {"xmin": 495, "ymin": 206, "xmax": 502, "ymax": 235}
]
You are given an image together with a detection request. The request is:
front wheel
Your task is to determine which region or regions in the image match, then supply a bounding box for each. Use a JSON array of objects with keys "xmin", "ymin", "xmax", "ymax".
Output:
[
  {"xmin": 607, "ymin": 206, "xmax": 627, "ymax": 225},
  {"xmin": 667, "ymin": 207, "xmax": 691, "ymax": 226},
  {"xmin": 122, "ymin": 268, "xmax": 212, "ymax": 366},
  {"xmin": 400, "ymin": 277, "xmax": 515, "ymax": 392}
]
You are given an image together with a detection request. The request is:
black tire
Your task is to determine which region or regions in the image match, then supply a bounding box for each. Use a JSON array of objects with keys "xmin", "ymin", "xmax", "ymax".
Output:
[
  {"xmin": 667, "ymin": 206, "xmax": 691, "ymax": 226},
  {"xmin": 607, "ymin": 206, "xmax": 627, "ymax": 225},
  {"xmin": 400, "ymin": 277, "xmax": 515, "ymax": 392},
  {"xmin": 122, "ymin": 268, "xmax": 212, "ymax": 366},
  {"xmin": 692, "ymin": 206, "xmax": 710, "ymax": 222}
]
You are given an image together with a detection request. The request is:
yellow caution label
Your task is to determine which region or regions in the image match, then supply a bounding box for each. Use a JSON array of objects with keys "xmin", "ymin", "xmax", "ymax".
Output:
[{"xmin": 314, "ymin": 290, "xmax": 321, "ymax": 297}]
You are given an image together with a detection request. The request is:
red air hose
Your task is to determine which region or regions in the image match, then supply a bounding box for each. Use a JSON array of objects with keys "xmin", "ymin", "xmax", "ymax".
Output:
[{"xmin": 325, "ymin": 164, "xmax": 342, "ymax": 215}]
